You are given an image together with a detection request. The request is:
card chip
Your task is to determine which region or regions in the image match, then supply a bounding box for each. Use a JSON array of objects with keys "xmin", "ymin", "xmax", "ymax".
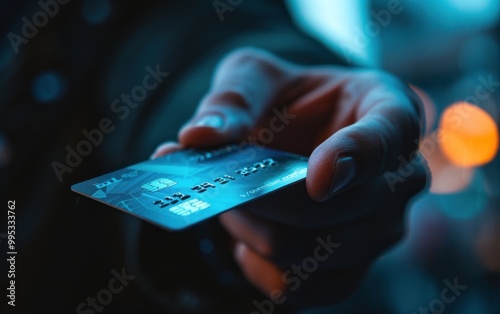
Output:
[
  {"xmin": 168, "ymin": 199, "xmax": 210, "ymax": 216},
  {"xmin": 141, "ymin": 178, "xmax": 177, "ymax": 192},
  {"xmin": 72, "ymin": 144, "xmax": 309, "ymax": 231}
]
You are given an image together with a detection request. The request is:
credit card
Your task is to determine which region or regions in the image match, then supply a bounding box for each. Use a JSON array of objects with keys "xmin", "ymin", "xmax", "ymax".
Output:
[{"xmin": 71, "ymin": 144, "xmax": 308, "ymax": 231}]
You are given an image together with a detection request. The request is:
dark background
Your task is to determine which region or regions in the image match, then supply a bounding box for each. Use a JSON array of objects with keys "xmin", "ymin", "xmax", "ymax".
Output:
[{"xmin": 1, "ymin": 0, "xmax": 499, "ymax": 313}]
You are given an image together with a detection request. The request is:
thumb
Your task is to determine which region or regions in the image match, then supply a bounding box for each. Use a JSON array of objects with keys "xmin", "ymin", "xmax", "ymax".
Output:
[
  {"xmin": 307, "ymin": 95, "xmax": 421, "ymax": 202},
  {"xmin": 178, "ymin": 47, "xmax": 297, "ymax": 147}
]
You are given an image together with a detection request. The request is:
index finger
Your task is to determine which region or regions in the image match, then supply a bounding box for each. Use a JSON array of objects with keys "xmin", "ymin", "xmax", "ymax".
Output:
[{"xmin": 179, "ymin": 47, "xmax": 298, "ymax": 147}]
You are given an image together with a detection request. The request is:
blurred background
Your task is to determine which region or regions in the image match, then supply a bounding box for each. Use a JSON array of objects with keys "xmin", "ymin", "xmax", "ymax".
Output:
[
  {"xmin": 289, "ymin": 0, "xmax": 500, "ymax": 313},
  {"xmin": 1, "ymin": 0, "xmax": 499, "ymax": 313}
]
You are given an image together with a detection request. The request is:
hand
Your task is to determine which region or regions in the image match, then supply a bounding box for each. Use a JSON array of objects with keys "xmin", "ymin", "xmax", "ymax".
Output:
[{"xmin": 152, "ymin": 48, "xmax": 428, "ymax": 307}]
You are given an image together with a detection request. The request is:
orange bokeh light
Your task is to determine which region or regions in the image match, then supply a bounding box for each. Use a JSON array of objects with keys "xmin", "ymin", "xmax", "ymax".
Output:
[{"xmin": 438, "ymin": 102, "xmax": 499, "ymax": 167}]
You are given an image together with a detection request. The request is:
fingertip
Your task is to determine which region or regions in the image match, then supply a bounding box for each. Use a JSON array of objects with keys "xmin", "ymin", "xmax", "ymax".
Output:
[
  {"xmin": 233, "ymin": 241, "xmax": 246, "ymax": 263},
  {"xmin": 150, "ymin": 141, "xmax": 182, "ymax": 159},
  {"xmin": 179, "ymin": 110, "xmax": 252, "ymax": 147},
  {"xmin": 178, "ymin": 124, "xmax": 228, "ymax": 147},
  {"xmin": 306, "ymin": 138, "xmax": 358, "ymax": 202},
  {"xmin": 178, "ymin": 113, "xmax": 230, "ymax": 147},
  {"xmin": 306, "ymin": 144, "xmax": 336, "ymax": 202}
]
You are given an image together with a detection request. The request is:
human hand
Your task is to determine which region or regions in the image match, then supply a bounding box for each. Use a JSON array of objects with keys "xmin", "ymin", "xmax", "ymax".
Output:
[{"xmin": 152, "ymin": 47, "xmax": 428, "ymax": 307}]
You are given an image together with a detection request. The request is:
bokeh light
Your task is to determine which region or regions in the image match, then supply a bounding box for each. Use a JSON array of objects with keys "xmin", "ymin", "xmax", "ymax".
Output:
[
  {"xmin": 438, "ymin": 102, "xmax": 499, "ymax": 167},
  {"xmin": 423, "ymin": 131, "xmax": 474, "ymax": 194},
  {"xmin": 385, "ymin": 267, "xmax": 438, "ymax": 314},
  {"xmin": 435, "ymin": 169, "xmax": 488, "ymax": 220},
  {"xmin": 82, "ymin": 0, "xmax": 111, "ymax": 25},
  {"xmin": 32, "ymin": 71, "xmax": 66, "ymax": 103}
]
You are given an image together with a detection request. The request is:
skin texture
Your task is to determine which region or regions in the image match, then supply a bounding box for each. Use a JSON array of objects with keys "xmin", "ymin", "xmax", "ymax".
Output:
[{"xmin": 152, "ymin": 47, "xmax": 428, "ymax": 307}]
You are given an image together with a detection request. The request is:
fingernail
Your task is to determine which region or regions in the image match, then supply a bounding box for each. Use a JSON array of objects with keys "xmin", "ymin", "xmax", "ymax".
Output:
[
  {"xmin": 195, "ymin": 114, "xmax": 224, "ymax": 128},
  {"xmin": 329, "ymin": 156, "xmax": 357, "ymax": 196}
]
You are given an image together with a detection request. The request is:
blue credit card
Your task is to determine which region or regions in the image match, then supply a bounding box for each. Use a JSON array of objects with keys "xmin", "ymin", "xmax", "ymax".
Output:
[{"xmin": 71, "ymin": 144, "xmax": 308, "ymax": 231}]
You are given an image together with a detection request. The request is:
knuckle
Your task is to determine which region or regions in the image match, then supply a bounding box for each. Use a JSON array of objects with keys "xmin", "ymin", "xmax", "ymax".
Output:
[
  {"xmin": 221, "ymin": 47, "xmax": 290, "ymax": 79},
  {"xmin": 258, "ymin": 242, "xmax": 274, "ymax": 258},
  {"xmin": 203, "ymin": 89, "xmax": 252, "ymax": 111},
  {"xmin": 223, "ymin": 47, "xmax": 270, "ymax": 67}
]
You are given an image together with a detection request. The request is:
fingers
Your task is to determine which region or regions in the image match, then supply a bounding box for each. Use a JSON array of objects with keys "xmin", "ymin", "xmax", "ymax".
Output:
[
  {"xmin": 220, "ymin": 212, "xmax": 286, "ymax": 296},
  {"xmin": 233, "ymin": 242, "xmax": 284, "ymax": 296},
  {"xmin": 283, "ymin": 267, "xmax": 367, "ymax": 307},
  {"xmin": 219, "ymin": 210, "xmax": 274, "ymax": 257},
  {"xmin": 220, "ymin": 211, "xmax": 308, "ymax": 268},
  {"xmin": 307, "ymin": 75, "xmax": 421, "ymax": 201},
  {"xmin": 150, "ymin": 141, "xmax": 183, "ymax": 159},
  {"xmin": 179, "ymin": 47, "xmax": 298, "ymax": 147},
  {"xmin": 235, "ymin": 241, "xmax": 366, "ymax": 307},
  {"xmin": 222, "ymin": 212, "xmax": 373, "ymax": 307}
]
